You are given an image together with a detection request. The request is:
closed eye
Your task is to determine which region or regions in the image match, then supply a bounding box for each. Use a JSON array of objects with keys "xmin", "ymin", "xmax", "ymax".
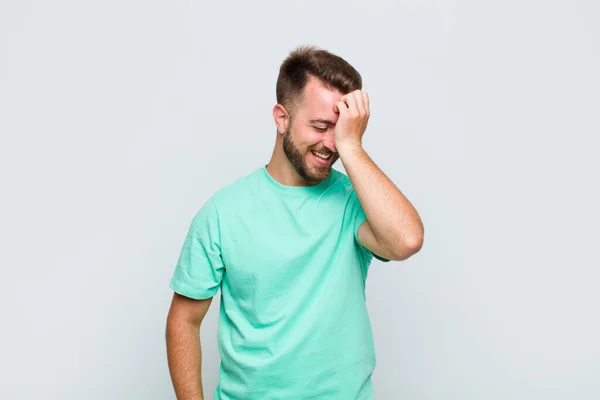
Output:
[{"xmin": 314, "ymin": 126, "xmax": 328, "ymax": 132}]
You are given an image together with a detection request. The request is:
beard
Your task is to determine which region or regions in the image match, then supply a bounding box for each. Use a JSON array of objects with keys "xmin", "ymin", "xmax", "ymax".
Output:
[{"xmin": 282, "ymin": 124, "xmax": 338, "ymax": 184}]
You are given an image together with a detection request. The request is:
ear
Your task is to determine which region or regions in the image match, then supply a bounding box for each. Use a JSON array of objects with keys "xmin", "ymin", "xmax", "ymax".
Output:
[{"xmin": 272, "ymin": 104, "xmax": 290, "ymax": 135}]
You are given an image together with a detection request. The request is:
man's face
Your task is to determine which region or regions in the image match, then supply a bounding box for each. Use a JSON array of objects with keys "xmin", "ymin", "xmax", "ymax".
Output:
[{"xmin": 282, "ymin": 77, "xmax": 342, "ymax": 183}]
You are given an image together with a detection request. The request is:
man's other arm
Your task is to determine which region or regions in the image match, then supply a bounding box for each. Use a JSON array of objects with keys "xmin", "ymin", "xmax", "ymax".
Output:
[{"xmin": 166, "ymin": 293, "xmax": 213, "ymax": 400}]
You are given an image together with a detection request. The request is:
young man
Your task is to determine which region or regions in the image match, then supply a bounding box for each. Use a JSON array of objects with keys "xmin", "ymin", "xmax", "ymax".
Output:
[{"xmin": 166, "ymin": 45, "xmax": 424, "ymax": 400}]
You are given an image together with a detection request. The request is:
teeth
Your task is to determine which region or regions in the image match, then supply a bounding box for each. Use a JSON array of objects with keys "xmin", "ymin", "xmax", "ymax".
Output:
[{"xmin": 312, "ymin": 151, "xmax": 331, "ymax": 159}]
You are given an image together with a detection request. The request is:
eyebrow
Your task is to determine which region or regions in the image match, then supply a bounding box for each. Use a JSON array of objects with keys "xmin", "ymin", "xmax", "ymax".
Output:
[{"xmin": 309, "ymin": 119, "xmax": 336, "ymax": 126}]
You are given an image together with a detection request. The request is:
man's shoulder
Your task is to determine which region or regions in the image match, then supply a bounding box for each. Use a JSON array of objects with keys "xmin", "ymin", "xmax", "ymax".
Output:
[
  {"xmin": 329, "ymin": 168, "xmax": 355, "ymax": 196},
  {"xmin": 208, "ymin": 166, "xmax": 355, "ymax": 209},
  {"xmin": 331, "ymin": 167, "xmax": 351, "ymax": 185},
  {"xmin": 210, "ymin": 166, "xmax": 262, "ymax": 206}
]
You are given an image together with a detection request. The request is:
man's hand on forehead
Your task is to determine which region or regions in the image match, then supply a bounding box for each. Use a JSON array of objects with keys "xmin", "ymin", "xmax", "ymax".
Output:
[{"xmin": 333, "ymin": 90, "xmax": 370, "ymax": 151}]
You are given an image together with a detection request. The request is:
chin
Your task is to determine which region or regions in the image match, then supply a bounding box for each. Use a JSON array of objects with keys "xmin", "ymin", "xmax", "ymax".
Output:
[
  {"xmin": 309, "ymin": 164, "xmax": 332, "ymax": 180},
  {"xmin": 294, "ymin": 153, "xmax": 334, "ymax": 184}
]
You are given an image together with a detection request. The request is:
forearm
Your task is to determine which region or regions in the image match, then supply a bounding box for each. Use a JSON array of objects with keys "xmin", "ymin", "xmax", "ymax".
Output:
[
  {"xmin": 166, "ymin": 317, "xmax": 204, "ymax": 400},
  {"xmin": 338, "ymin": 142, "xmax": 424, "ymax": 250}
]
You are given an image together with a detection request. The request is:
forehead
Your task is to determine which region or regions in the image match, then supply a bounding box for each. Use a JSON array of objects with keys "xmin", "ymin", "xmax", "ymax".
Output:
[{"xmin": 299, "ymin": 76, "xmax": 342, "ymax": 120}]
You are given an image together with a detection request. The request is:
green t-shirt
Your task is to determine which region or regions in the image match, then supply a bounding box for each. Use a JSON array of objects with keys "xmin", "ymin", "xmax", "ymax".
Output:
[{"xmin": 170, "ymin": 165, "xmax": 389, "ymax": 399}]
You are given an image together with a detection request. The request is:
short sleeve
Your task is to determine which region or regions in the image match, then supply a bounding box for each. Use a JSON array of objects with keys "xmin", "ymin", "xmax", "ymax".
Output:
[
  {"xmin": 348, "ymin": 190, "xmax": 391, "ymax": 264},
  {"xmin": 169, "ymin": 197, "xmax": 225, "ymax": 299}
]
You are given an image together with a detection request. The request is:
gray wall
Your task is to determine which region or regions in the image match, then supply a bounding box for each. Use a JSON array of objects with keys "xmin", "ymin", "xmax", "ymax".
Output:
[{"xmin": 1, "ymin": 0, "xmax": 598, "ymax": 399}]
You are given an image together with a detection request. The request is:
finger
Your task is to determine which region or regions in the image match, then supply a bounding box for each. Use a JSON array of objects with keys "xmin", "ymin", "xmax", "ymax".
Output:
[
  {"xmin": 343, "ymin": 92, "xmax": 359, "ymax": 117},
  {"xmin": 338, "ymin": 93, "xmax": 349, "ymax": 108},
  {"xmin": 353, "ymin": 90, "xmax": 366, "ymax": 116},
  {"xmin": 334, "ymin": 100, "xmax": 348, "ymax": 115},
  {"xmin": 362, "ymin": 91, "xmax": 370, "ymax": 116}
]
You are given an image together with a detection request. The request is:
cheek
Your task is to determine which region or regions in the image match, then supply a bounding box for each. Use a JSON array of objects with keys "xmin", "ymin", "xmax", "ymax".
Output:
[{"xmin": 293, "ymin": 130, "xmax": 320, "ymax": 152}]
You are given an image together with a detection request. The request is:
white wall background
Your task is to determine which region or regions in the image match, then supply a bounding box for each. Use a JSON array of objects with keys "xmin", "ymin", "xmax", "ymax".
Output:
[{"xmin": 1, "ymin": 0, "xmax": 598, "ymax": 399}]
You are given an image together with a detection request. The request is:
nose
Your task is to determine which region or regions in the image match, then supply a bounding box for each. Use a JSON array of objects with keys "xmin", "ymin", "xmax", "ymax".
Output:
[{"xmin": 323, "ymin": 130, "xmax": 337, "ymax": 154}]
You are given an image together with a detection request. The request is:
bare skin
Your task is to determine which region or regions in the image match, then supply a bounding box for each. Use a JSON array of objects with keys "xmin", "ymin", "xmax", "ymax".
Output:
[{"xmin": 166, "ymin": 293, "xmax": 212, "ymax": 400}]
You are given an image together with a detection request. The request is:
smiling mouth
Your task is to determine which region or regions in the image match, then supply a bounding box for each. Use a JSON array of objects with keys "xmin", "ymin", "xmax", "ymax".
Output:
[
  {"xmin": 311, "ymin": 150, "xmax": 332, "ymax": 161},
  {"xmin": 311, "ymin": 150, "xmax": 333, "ymax": 166}
]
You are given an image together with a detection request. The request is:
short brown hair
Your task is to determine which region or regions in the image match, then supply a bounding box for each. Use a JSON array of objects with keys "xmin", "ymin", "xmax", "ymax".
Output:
[{"xmin": 276, "ymin": 45, "xmax": 362, "ymax": 118}]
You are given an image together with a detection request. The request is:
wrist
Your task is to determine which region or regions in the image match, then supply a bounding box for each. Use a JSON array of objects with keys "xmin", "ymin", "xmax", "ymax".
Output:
[{"xmin": 336, "ymin": 140, "xmax": 363, "ymax": 157}]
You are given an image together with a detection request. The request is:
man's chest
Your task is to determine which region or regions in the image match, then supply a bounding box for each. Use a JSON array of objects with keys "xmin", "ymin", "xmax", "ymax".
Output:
[{"xmin": 216, "ymin": 200, "xmax": 357, "ymax": 300}]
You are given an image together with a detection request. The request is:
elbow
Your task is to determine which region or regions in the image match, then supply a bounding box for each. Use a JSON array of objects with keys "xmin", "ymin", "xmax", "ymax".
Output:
[
  {"xmin": 391, "ymin": 233, "xmax": 424, "ymax": 261},
  {"xmin": 408, "ymin": 232, "xmax": 424, "ymax": 253}
]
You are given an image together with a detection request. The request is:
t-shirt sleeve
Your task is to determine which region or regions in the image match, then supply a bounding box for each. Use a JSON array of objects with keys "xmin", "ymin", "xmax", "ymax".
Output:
[
  {"xmin": 349, "ymin": 190, "xmax": 391, "ymax": 264},
  {"xmin": 170, "ymin": 197, "xmax": 225, "ymax": 299}
]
